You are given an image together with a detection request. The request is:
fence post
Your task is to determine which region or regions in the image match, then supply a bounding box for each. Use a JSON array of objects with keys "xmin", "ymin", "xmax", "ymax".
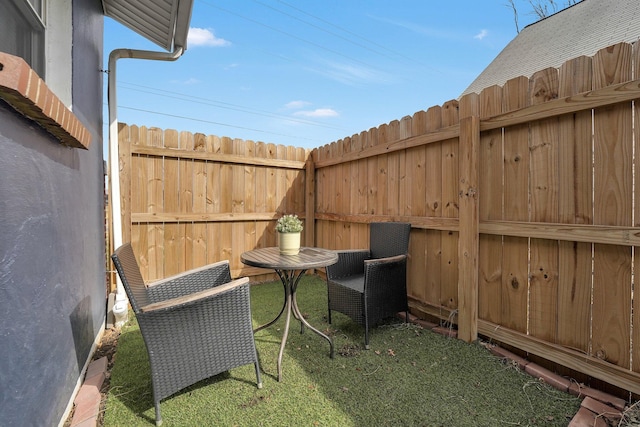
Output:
[
  {"xmin": 305, "ymin": 156, "xmax": 316, "ymax": 246},
  {"xmin": 458, "ymin": 115, "xmax": 480, "ymax": 342},
  {"xmin": 118, "ymin": 123, "xmax": 131, "ymax": 246}
]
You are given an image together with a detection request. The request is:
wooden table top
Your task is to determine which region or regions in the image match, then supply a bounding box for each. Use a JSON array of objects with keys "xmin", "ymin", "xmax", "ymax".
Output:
[{"xmin": 241, "ymin": 247, "xmax": 338, "ymax": 270}]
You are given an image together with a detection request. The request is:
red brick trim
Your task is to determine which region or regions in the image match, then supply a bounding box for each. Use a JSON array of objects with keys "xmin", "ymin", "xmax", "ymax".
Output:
[
  {"xmin": 69, "ymin": 357, "xmax": 107, "ymax": 426},
  {"xmin": 0, "ymin": 52, "xmax": 91, "ymax": 149}
]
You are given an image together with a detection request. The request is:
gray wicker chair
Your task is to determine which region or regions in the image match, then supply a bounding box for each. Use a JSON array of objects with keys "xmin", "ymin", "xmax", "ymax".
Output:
[
  {"xmin": 326, "ymin": 222, "xmax": 411, "ymax": 349},
  {"xmin": 111, "ymin": 243, "xmax": 262, "ymax": 426}
]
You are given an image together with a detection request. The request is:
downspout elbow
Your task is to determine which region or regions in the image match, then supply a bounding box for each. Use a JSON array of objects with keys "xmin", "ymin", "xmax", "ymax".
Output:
[{"xmin": 108, "ymin": 46, "xmax": 184, "ymax": 66}]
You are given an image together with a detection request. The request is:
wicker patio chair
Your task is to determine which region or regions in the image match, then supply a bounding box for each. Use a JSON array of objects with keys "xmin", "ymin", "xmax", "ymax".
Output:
[
  {"xmin": 326, "ymin": 222, "xmax": 411, "ymax": 349},
  {"xmin": 111, "ymin": 243, "xmax": 262, "ymax": 426}
]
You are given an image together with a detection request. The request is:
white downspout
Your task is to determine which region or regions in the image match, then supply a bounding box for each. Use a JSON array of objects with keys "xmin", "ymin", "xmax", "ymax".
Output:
[{"xmin": 108, "ymin": 46, "xmax": 184, "ymax": 324}]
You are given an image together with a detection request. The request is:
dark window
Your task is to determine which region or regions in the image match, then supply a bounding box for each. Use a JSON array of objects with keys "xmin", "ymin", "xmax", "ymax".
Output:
[{"xmin": 0, "ymin": 0, "xmax": 45, "ymax": 78}]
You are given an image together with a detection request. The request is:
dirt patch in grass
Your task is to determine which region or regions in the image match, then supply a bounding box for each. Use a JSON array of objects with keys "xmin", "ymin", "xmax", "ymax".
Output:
[
  {"xmin": 93, "ymin": 327, "xmax": 120, "ymax": 426},
  {"xmin": 63, "ymin": 327, "xmax": 120, "ymax": 427}
]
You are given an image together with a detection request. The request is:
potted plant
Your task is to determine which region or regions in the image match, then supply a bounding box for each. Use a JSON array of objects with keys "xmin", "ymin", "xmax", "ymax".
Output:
[{"xmin": 276, "ymin": 214, "xmax": 303, "ymax": 255}]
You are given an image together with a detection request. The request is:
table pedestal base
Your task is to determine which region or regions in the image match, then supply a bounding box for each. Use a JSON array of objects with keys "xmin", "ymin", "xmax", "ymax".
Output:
[{"xmin": 254, "ymin": 269, "xmax": 334, "ymax": 382}]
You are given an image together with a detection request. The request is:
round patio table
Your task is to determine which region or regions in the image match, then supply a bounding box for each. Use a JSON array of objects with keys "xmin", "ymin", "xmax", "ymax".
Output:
[{"xmin": 241, "ymin": 247, "xmax": 338, "ymax": 382}]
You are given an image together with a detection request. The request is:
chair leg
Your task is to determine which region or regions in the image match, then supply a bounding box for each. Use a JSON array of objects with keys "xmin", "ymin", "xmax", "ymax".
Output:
[
  {"xmin": 155, "ymin": 402, "xmax": 162, "ymax": 426},
  {"xmin": 255, "ymin": 362, "xmax": 263, "ymax": 389},
  {"xmin": 364, "ymin": 319, "xmax": 370, "ymax": 350}
]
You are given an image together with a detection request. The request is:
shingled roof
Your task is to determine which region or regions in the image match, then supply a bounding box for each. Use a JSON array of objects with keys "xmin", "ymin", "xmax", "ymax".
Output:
[{"xmin": 461, "ymin": 0, "xmax": 640, "ymax": 97}]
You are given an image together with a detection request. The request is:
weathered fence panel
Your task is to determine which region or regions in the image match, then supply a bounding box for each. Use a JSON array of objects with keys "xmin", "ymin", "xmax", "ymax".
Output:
[
  {"xmin": 115, "ymin": 41, "xmax": 640, "ymax": 397},
  {"xmin": 118, "ymin": 126, "xmax": 308, "ymax": 281},
  {"xmin": 312, "ymin": 42, "xmax": 640, "ymax": 396}
]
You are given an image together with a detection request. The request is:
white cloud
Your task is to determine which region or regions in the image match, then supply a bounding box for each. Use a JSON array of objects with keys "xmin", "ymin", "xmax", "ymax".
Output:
[
  {"xmin": 181, "ymin": 77, "xmax": 200, "ymax": 85},
  {"xmin": 368, "ymin": 15, "xmax": 450, "ymax": 39},
  {"xmin": 293, "ymin": 108, "xmax": 339, "ymax": 118},
  {"xmin": 187, "ymin": 27, "xmax": 230, "ymax": 47},
  {"xmin": 169, "ymin": 77, "xmax": 200, "ymax": 85},
  {"xmin": 312, "ymin": 60, "xmax": 393, "ymax": 85},
  {"xmin": 285, "ymin": 100, "xmax": 311, "ymax": 109},
  {"xmin": 283, "ymin": 99, "xmax": 338, "ymax": 118},
  {"xmin": 474, "ymin": 29, "xmax": 488, "ymax": 40}
]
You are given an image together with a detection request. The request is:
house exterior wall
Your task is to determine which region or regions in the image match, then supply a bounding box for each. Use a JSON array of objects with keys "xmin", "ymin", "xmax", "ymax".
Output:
[{"xmin": 0, "ymin": 0, "xmax": 105, "ymax": 425}]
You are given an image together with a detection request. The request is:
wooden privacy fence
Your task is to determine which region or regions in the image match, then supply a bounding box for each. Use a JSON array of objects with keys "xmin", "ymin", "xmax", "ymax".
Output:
[
  {"xmin": 312, "ymin": 42, "xmax": 640, "ymax": 396},
  {"xmin": 116, "ymin": 41, "xmax": 640, "ymax": 396},
  {"xmin": 116, "ymin": 125, "xmax": 310, "ymax": 282}
]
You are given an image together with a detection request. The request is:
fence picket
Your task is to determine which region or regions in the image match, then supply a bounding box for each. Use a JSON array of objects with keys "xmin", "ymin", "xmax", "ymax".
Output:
[
  {"xmin": 633, "ymin": 41, "xmax": 640, "ymax": 376},
  {"xmin": 528, "ymin": 68, "xmax": 560, "ymax": 343},
  {"xmin": 163, "ymin": 129, "xmax": 183, "ymax": 277},
  {"xmin": 478, "ymin": 85, "xmax": 503, "ymax": 325},
  {"xmin": 387, "ymin": 120, "xmax": 401, "ymax": 217},
  {"xmin": 148, "ymin": 126, "xmax": 164, "ymax": 281},
  {"xmin": 180, "ymin": 131, "xmax": 195, "ymax": 269},
  {"xmin": 592, "ymin": 43, "xmax": 633, "ymax": 368},
  {"xmin": 557, "ymin": 56, "xmax": 593, "ymax": 353},
  {"xmin": 501, "ymin": 76, "xmax": 529, "ymax": 333},
  {"xmin": 189, "ymin": 133, "xmax": 207, "ymax": 268},
  {"xmin": 407, "ymin": 112, "xmax": 427, "ymax": 302},
  {"xmin": 127, "ymin": 124, "xmax": 142, "ymax": 282},
  {"xmin": 440, "ymin": 101, "xmax": 459, "ymax": 310},
  {"xmin": 424, "ymin": 105, "xmax": 443, "ymax": 310},
  {"xmin": 376, "ymin": 125, "xmax": 389, "ymax": 216}
]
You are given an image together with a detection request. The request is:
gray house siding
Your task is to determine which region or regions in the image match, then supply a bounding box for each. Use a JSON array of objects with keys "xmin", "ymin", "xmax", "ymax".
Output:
[{"xmin": 0, "ymin": 0, "xmax": 105, "ymax": 425}]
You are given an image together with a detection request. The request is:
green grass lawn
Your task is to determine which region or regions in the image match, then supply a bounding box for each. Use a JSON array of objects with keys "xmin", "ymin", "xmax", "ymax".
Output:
[{"xmin": 104, "ymin": 275, "xmax": 581, "ymax": 426}]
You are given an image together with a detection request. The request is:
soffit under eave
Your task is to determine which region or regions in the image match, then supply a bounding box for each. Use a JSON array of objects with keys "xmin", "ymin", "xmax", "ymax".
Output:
[{"xmin": 102, "ymin": 0, "xmax": 193, "ymax": 51}]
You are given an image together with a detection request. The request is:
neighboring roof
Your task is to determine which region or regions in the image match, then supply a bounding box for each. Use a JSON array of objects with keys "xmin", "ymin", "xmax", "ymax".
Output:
[
  {"xmin": 102, "ymin": 0, "xmax": 194, "ymax": 51},
  {"xmin": 461, "ymin": 0, "xmax": 640, "ymax": 97}
]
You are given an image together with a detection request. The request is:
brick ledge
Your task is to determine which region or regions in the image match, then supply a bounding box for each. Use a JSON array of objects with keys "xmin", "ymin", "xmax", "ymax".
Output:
[{"xmin": 0, "ymin": 52, "xmax": 91, "ymax": 149}]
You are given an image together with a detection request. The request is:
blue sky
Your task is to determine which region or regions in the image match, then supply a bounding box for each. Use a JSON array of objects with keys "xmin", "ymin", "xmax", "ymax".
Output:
[{"xmin": 103, "ymin": 0, "xmax": 544, "ymax": 152}]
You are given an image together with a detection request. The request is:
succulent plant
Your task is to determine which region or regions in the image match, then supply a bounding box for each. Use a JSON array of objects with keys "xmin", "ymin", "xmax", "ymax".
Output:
[{"xmin": 276, "ymin": 214, "xmax": 303, "ymax": 233}]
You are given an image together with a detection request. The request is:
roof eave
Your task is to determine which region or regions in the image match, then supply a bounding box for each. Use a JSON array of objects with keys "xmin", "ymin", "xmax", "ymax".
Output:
[{"xmin": 102, "ymin": 0, "xmax": 194, "ymax": 52}]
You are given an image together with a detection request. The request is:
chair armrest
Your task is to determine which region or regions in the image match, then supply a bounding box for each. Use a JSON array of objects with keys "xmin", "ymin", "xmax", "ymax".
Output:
[
  {"xmin": 363, "ymin": 254, "xmax": 408, "ymax": 296},
  {"xmin": 147, "ymin": 260, "xmax": 232, "ymax": 301},
  {"xmin": 326, "ymin": 249, "xmax": 370, "ymax": 279},
  {"xmin": 140, "ymin": 277, "xmax": 250, "ymax": 313},
  {"xmin": 364, "ymin": 254, "xmax": 406, "ymax": 267}
]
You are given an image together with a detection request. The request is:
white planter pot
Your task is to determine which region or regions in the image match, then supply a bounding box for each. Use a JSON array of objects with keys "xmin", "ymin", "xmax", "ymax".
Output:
[{"xmin": 278, "ymin": 231, "xmax": 301, "ymax": 255}]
